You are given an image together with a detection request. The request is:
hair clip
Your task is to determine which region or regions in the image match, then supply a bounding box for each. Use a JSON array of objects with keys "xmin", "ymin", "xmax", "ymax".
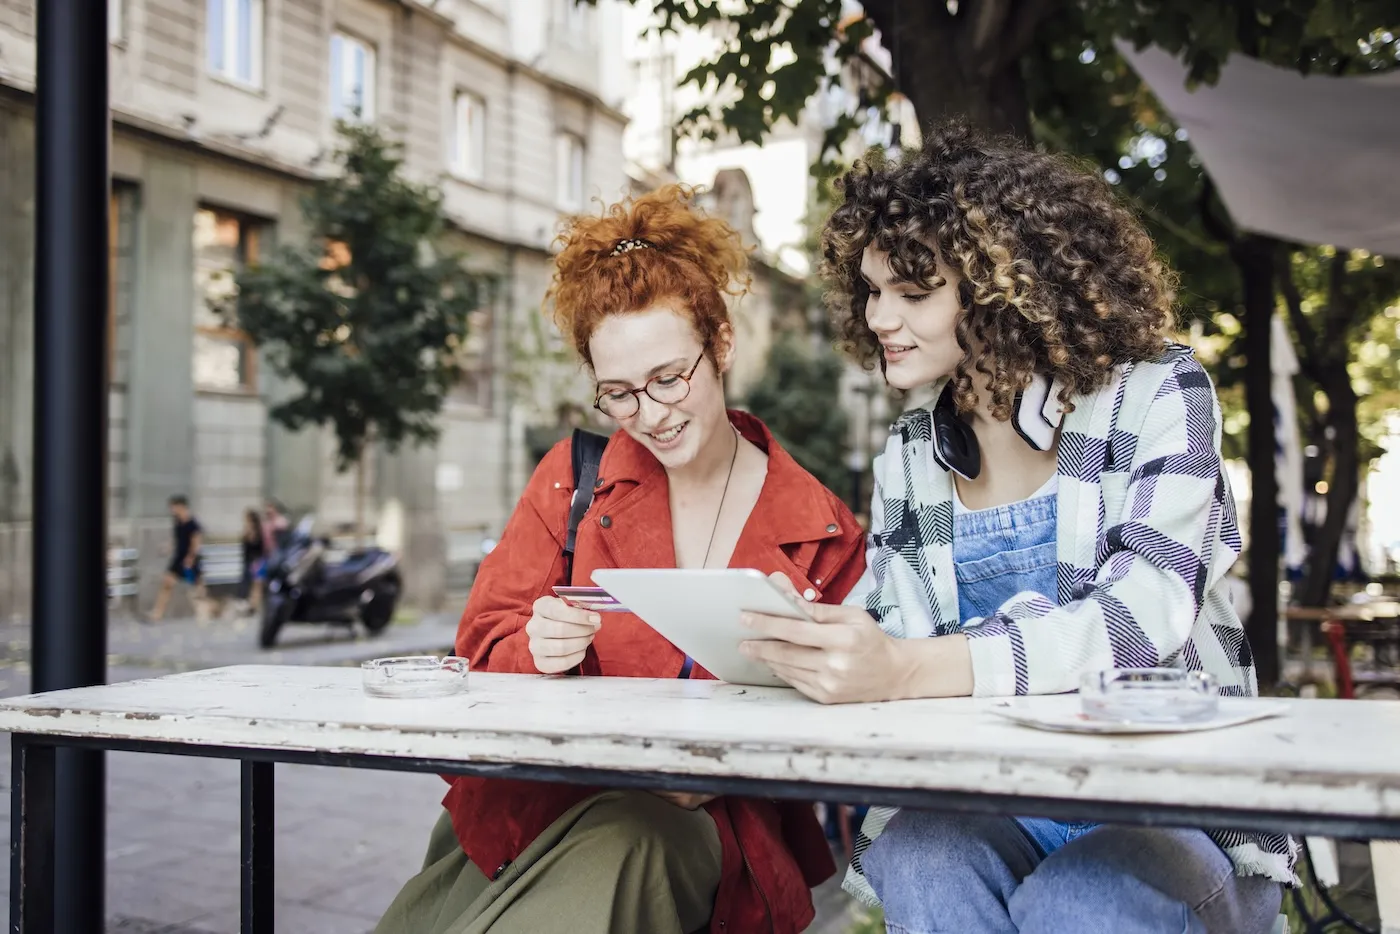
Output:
[{"xmin": 609, "ymin": 237, "xmax": 655, "ymax": 256}]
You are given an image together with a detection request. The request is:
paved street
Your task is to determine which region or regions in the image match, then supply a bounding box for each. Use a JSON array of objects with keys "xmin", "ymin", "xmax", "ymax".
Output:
[{"xmin": 0, "ymin": 614, "xmax": 866, "ymax": 933}]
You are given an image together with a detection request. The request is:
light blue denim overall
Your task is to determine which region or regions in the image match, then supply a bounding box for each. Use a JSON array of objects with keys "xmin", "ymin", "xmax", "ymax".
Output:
[{"xmin": 948, "ymin": 488, "xmax": 1098, "ymax": 857}]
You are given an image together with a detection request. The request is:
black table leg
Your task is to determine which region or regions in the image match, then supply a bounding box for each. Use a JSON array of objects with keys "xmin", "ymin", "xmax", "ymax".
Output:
[
  {"xmin": 10, "ymin": 734, "xmax": 56, "ymax": 933},
  {"xmin": 240, "ymin": 760, "xmax": 274, "ymax": 934}
]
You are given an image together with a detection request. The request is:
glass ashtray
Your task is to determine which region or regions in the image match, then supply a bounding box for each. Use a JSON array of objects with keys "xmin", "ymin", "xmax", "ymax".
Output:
[
  {"xmin": 1079, "ymin": 668, "xmax": 1218, "ymax": 724},
  {"xmin": 362, "ymin": 656, "xmax": 469, "ymax": 698}
]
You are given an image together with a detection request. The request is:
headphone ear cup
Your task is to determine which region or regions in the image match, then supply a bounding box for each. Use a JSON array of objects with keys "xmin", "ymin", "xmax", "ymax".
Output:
[
  {"xmin": 931, "ymin": 385, "xmax": 981, "ymax": 481},
  {"xmin": 1011, "ymin": 372, "xmax": 1059, "ymax": 452}
]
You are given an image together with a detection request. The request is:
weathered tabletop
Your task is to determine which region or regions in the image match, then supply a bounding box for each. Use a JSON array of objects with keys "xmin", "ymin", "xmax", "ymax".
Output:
[{"xmin": 2, "ymin": 665, "xmax": 1399, "ymax": 836}]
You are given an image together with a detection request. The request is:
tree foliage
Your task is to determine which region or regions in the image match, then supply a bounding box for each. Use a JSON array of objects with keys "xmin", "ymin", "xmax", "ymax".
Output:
[
  {"xmin": 222, "ymin": 122, "xmax": 481, "ymax": 471},
  {"xmin": 743, "ymin": 336, "xmax": 851, "ymax": 497},
  {"xmin": 590, "ymin": 0, "xmax": 1398, "ymax": 666}
]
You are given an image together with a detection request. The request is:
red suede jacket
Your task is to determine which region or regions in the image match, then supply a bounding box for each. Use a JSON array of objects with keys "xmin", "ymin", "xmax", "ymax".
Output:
[{"xmin": 445, "ymin": 411, "xmax": 866, "ymax": 934}]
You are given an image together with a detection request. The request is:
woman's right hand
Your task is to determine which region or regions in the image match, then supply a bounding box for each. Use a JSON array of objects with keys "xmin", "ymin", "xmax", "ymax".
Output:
[{"xmin": 525, "ymin": 596, "xmax": 602, "ymax": 674}]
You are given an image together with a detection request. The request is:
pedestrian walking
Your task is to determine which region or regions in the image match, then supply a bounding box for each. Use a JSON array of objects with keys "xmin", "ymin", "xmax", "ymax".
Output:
[
  {"xmin": 238, "ymin": 507, "xmax": 265, "ymax": 616},
  {"xmin": 262, "ymin": 498, "xmax": 289, "ymax": 557},
  {"xmin": 147, "ymin": 494, "xmax": 205, "ymax": 622}
]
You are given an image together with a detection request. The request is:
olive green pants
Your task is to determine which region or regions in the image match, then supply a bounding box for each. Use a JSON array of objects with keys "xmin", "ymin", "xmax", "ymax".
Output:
[{"xmin": 374, "ymin": 791, "xmax": 723, "ymax": 934}]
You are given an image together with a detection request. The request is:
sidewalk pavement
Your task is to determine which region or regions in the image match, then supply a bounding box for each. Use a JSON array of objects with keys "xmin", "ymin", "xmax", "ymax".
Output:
[{"xmin": 0, "ymin": 609, "xmax": 460, "ymax": 677}]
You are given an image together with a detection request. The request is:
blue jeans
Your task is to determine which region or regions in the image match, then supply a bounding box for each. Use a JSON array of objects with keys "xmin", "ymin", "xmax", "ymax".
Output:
[{"xmin": 862, "ymin": 811, "xmax": 1282, "ymax": 934}]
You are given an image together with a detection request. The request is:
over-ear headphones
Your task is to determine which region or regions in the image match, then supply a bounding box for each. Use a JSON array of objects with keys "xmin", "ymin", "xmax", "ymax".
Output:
[{"xmin": 930, "ymin": 374, "xmax": 1062, "ymax": 481}]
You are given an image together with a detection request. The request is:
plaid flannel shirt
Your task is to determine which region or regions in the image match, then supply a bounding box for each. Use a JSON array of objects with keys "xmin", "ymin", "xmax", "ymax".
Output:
[{"xmin": 842, "ymin": 344, "xmax": 1298, "ymax": 907}]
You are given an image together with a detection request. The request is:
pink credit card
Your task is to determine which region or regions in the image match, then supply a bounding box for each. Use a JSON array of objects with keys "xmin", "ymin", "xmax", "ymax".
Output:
[{"xmin": 552, "ymin": 586, "xmax": 629, "ymax": 613}]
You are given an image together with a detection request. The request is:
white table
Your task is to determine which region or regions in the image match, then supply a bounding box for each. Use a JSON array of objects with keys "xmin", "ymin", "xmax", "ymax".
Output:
[{"xmin": 4, "ymin": 665, "xmax": 1400, "ymax": 933}]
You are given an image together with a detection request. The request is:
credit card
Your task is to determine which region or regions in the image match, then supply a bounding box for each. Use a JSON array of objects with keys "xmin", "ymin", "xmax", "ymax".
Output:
[{"xmin": 552, "ymin": 586, "xmax": 628, "ymax": 613}]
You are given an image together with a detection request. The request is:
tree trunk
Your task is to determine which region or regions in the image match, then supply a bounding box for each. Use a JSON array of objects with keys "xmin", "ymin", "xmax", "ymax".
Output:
[
  {"xmin": 864, "ymin": 0, "xmax": 1038, "ymax": 139},
  {"xmin": 354, "ymin": 449, "xmax": 366, "ymax": 545},
  {"xmin": 1233, "ymin": 235, "xmax": 1281, "ymax": 689},
  {"xmin": 1298, "ymin": 371, "xmax": 1360, "ymax": 608}
]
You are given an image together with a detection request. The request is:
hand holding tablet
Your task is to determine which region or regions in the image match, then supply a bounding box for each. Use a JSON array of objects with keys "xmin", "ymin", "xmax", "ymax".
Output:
[{"xmin": 588, "ymin": 568, "xmax": 816, "ymax": 687}]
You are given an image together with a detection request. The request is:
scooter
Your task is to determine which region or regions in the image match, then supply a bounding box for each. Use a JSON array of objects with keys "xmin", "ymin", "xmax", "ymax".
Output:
[{"xmin": 260, "ymin": 514, "xmax": 402, "ymax": 648}]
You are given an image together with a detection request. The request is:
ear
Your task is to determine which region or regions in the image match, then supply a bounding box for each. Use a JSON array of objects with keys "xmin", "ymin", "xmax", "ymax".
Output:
[{"xmin": 714, "ymin": 323, "xmax": 737, "ymax": 374}]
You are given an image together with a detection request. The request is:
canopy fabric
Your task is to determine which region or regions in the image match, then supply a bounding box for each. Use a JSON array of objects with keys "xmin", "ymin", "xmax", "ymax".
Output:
[{"xmin": 1123, "ymin": 45, "xmax": 1400, "ymax": 258}]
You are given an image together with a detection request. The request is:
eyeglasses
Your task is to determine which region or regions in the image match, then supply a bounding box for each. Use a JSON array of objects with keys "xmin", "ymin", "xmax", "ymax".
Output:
[{"xmin": 593, "ymin": 352, "xmax": 706, "ymax": 419}]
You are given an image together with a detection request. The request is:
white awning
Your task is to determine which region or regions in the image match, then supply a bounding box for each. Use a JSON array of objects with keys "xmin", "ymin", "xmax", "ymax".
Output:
[{"xmin": 1122, "ymin": 45, "xmax": 1400, "ymax": 258}]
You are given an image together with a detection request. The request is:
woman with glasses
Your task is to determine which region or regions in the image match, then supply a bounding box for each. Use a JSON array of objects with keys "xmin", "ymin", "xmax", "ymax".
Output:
[{"xmin": 374, "ymin": 185, "xmax": 867, "ymax": 934}]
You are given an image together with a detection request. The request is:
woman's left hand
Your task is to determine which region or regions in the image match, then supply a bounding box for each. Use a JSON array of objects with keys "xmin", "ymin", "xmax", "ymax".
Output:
[{"xmin": 740, "ymin": 574, "xmax": 909, "ymax": 705}]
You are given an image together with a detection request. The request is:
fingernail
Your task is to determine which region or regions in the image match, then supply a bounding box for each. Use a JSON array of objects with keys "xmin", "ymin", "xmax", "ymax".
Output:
[
  {"xmin": 739, "ymin": 613, "xmax": 752, "ymax": 628},
  {"xmin": 589, "ymin": 614, "xmax": 601, "ymax": 625},
  {"xmin": 739, "ymin": 642, "xmax": 753, "ymax": 656}
]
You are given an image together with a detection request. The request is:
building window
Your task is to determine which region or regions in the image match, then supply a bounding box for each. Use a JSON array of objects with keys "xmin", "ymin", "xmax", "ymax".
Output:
[
  {"xmin": 109, "ymin": 185, "xmax": 139, "ymax": 385},
  {"xmin": 330, "ymin": 32, "xmax": 377, "ymax": 122},
  {"xmin": 207, "ymin": 0, "xmax": 264, "ymax": 87},
  {"xmin": 452, "ymin": 301, "xmax": 495, "ymax": 412},
  {"xmin": 194, "ymin": 207, "xmax": 263, "ymax": 393},
  {"xmin": 452, "ymin": 92, "xmax": 487, "ymax": 182},
  {"xmin": 553, "ymin": 0, "xmax": 592, "ymax": 45},
  {"xmin": 555, "ymin": 132, "xmax": 585, "ymax": 212},
  {"xmin": 109, "ymin": 0, "xmax": 123, "ymax": 42}
]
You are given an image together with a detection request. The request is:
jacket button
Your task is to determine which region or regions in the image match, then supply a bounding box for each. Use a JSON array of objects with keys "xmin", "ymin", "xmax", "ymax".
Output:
[
  {"xmin": 826, "ymin": 523, "xmax": 838, "ymax": 533},
  {"xmin": 600, "ymin": 515, "xmax": 612, "ymax": 528},
  {"xmin": 594, "ymin": 477, "xmax": 604, "ymax": 488},
  {"xmin": 492, "ymin": 861, "xmax": 509, "ymax": 880},
  {"xmin": 802, "ymin": 588, "xmax": 817, "ymax": 601}
]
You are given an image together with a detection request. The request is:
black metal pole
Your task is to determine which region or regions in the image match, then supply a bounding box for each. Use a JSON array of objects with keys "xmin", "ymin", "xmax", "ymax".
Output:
[
  {"xmin": 240, "ymin": 761, "xmax": 275, "ymax": 934},
  {"xmin": 33, "ymin": 3, "xmax": 110, "ymax": 933},
  {"xmin": 10, "ymin": 735, "xmax": 57, "ymax": 933}
]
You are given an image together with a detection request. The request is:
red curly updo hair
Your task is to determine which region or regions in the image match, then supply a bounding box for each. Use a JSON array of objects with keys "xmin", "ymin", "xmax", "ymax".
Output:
[{"xmin": 547, "ymin": 184, "xmax": 750, "ymax": 366}]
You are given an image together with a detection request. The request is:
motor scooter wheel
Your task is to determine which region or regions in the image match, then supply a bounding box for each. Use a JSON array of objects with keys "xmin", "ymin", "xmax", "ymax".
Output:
[
  {"xmin": 362, "ymin": 576, "xmax": 400, "ymax": 635},
  {"xmin": 260, "ymin": 594, "xmax": 291, "ymax": 648}
]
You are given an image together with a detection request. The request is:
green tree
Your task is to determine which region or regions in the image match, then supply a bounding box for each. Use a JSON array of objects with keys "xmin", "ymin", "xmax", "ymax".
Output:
[
  {"xmin": 600, "ymin": 0, "xmax": 1397, "ymax": 682},
  {"xmin": 1281, "ymin": 247, "xmax": 1400, "ymax": 603},
  {"xmin": 1025, "ymin": 17, "xmax": 1400, "ymax": 615},
  {"xmin": 744, "ymin": 335, "xmax": 852, "ymax": 499},
  {"xmin": 222, "ymin": 122, "xmax": 481, "ymax": 534}
]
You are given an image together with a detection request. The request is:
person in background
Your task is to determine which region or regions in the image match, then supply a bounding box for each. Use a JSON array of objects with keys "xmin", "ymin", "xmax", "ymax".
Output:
[
  {"xmin": 148, "ymin": 494, "xmax": 204, "ymax": 622},
  {"xmin": 262, "ymin": 498, "xmax": 289, "ymax": 558},
  {"xmin": 237, "ymin": 508, "xmax": 265, "ymax": 616}
]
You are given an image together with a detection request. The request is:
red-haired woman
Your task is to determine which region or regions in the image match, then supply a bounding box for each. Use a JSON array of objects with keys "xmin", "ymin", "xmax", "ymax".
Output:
[{"xmin": 374, "ymin": 185, "xmax": 866, "ymax": 934}]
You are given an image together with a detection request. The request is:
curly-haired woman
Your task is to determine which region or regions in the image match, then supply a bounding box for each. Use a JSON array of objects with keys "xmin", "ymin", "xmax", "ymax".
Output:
[
  {"xmin": 739, "ymin": 126, "xmax": 1292, "ymax": 932},
  {"xmin": 373, "ymin": 185, "xmax": 866, "ymax": 934}
]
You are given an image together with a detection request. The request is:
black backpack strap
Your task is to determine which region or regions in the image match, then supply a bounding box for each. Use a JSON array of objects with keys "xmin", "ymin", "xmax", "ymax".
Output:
[{"xmin": 564, "ymin": 428, "xmax": 610, "ymax": 582}]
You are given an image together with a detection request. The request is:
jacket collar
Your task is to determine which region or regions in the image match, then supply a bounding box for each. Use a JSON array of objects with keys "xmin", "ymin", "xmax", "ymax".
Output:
[{"xmin": 594, "ymin": 410, "xmax": 843, "ymax": 549}]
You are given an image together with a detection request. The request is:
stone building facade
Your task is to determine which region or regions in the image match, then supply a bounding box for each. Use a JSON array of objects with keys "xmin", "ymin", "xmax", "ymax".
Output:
[{"xmin": 0, "ymin": 0, "xmax": 634, "ymax": 618}]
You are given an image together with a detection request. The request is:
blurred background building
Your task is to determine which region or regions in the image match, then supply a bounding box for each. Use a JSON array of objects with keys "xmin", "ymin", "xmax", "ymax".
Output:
[
  {"xmin": 0, "ymin": 0, "xmax": 886, "ymax": 619},
  {"xmin": 0, "ymin": 0, "xmax": 641, "ymax": 616}
]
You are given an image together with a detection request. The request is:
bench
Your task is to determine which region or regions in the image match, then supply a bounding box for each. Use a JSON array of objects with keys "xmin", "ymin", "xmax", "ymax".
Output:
[
  {"xmin": 3, "ymin": 667, "xmax": 1399, "ymax": 933},
  {"xmin": 200, "ymin": 542, "xmax": 245, "ymax": 594},
  {"xmin": 105, "ymin": 547, "xmax": 140, "ymax": 615}
]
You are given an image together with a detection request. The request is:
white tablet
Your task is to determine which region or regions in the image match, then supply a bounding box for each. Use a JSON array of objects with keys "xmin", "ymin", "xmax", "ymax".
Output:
[{"xmin": 589, "ymin": 568, "xmax": 814, "ymax": 687}]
